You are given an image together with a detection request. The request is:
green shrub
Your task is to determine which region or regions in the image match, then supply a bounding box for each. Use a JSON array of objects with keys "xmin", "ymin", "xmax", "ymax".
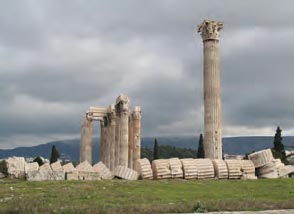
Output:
[
  {"xmin": 193, "ymin": 201, "xmax": 207, "ymax": 213},
  {"xmin": 0, "ymin": 160, "xmax": 8, "ymax": 176}
]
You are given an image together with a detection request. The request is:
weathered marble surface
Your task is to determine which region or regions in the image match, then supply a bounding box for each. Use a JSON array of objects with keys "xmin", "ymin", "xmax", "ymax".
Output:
[
  {"xmin": 152, "ymin": 159, "xmax": 171, "ymax": 179},
  {"xmin": 181, "ymin": 158, "xmax": 198, "ymax": 179},
  {"xmin": 6, "ymin": 157, "xmax": 26, "ymax": 178},
  {"xmin": 135, "ymin": 158, "xmax": 153, "ymax": 179},
  {"xmin": 212, "ymin": 159, "xmax": 228, "ymax": 179},
  {"xmin": 169, "ymin": 158, "xmax": 183, "ymax": 179},
  {"xmin": 198, "ymin": 20, "xmax": 224, "ymax": 159},
  {"xmin": 93, "ymin": 161, "xmax": 113, "ymax": 179},
  {"xmin": 114, "ymin": 165, "xmax": 138, "ymax": 180}
]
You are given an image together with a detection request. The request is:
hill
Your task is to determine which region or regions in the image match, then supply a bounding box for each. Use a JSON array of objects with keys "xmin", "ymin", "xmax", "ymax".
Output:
[{"xmin": 0, "ymin": 136, "xmax": 294, "ymax": 163}]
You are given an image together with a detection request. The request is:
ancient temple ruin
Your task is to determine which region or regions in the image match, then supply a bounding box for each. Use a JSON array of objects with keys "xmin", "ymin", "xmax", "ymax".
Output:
[{"xmin": 80, "ymin": 94, "xmax": 141, "ymax": 170}]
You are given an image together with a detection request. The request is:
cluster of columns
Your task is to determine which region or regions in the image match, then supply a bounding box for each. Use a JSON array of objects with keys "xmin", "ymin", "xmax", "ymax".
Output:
[
  {"xmin": 80, "ymin": 94, "xmax": 142, "ymax": 171},
  {"xmin": 198, "ymin": 20, "xmax": 224, "ymax": 159}
]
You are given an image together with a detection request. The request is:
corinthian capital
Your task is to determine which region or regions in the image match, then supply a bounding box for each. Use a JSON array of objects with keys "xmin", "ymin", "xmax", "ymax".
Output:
[
  {"xmin": 198, "ymin": 20, "xmax": 223, "ymax": 41},
  {"xmin": 132, "ymin": 106, "xmax": 141, "ymax": 120}
]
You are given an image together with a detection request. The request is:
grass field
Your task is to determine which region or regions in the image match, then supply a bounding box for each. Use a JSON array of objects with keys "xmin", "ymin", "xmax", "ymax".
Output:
[{"xmin": 0, "ymin": 178, "xmax": 293, "ymax": 214}]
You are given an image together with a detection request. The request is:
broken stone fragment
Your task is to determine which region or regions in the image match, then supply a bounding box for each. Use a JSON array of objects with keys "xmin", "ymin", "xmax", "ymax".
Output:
[
  {"xmin": 62, "ymin": 162, "xmax": 76, "ymax": 173},
  {"xmin": 50, "ymin": 161, "xmax": 65, "ymax": 180},
  {"xmin": 181, "ymin": 158, "xmax": 197, "ymax": 180},
  {"xmin": 6, "ymin": 157, "xmax": 26, "ymax": 179},
  {"xmin": 92, "ymin": 161, "xmax": 113, "ymax": 179},
  {"xmin": 76, "ymin": 161, "xmax": 100, "ymax": 180},
  {"xmin": 114, "ymin": 166, "xmax": 138, "ymax": 180},
  {"xmin": 62, "ymin": 162, "xmax": 79, "ymax": 180},
  {"xmin": 135, "ymin": 158, "xmax": 153, "ymax": 180},
  {"xmin": 194, "ymin": 159, "xmax": 215, "ymax": 179},
  {"xmin": 26, "ymin": 163, "xmax": 53, "ymax": 181},
  {"xmin": 225, "ymin": 160, "xmax": 242, "ymax": 179},
  {"xmin": 248, "ymin": 149, "xmax": 274, "ymax": 168},
  {"xmin": 152, "ymin": 159, "xmax": 171, "ymax": 180},
  {"xmin": 212, "ymin": 159, "xmax": 228, "ymax": 179},
  {"xmin": 50, "ymin": 161, "xmax": 63, "ymax": 172},
  {"xmin": 169, "ymin": 158, "xmax": 183, "ymax": 179},
  {"xmin": 25, "ymin": 162, "xmax": 39, "ymax": 173}
]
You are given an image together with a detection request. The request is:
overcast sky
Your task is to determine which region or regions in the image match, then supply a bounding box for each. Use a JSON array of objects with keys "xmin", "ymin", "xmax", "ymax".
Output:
[{"xmin": 1, "ymin": 0, "xmax": 294, "ymax": 149}]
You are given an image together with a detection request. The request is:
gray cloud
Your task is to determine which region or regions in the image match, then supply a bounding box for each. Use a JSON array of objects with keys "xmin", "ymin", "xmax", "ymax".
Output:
[{"xmin": 1, "ymin": 0, "xmax": 294, "ymax": 148}]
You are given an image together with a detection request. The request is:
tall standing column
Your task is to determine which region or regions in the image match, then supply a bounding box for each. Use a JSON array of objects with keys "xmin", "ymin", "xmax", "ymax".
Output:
[
  {"xmin": 132, "ymin": 106, "xmax": 141, "ymax": 169},
  {"xmin": 80, "ymin": 115, "xmax": 93, "ymax": 164},
  {"xmin": 128, "ymin": 116, "xmax": 134, "ymax": 169},
  {"xmin": 100, "ymin": 122, "xmax": 106, "ymax": 163},
  {"xmin": 109, "ymin": 106, "xmax": 116, "ymax": 171},
  {"xmin": 114, "ymin": 114, "xmax": 120, "ymax": 167},
  {"xmin": 198, "ymin": 20, "xmax": 224, "ymax": 159},
  {"xmin": 116, "ymin": 94, "xmax": 130, "ymax": 167},
  {"xmin": 119, "ymin": 110, "xmax": 129, "ymax": 167},
  {"xmin": 104, "ymin": 118, "xmax": 110, "ymax": 168}
]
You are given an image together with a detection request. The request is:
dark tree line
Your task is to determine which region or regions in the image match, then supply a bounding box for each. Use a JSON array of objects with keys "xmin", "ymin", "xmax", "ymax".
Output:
[{"xmin": 141, "ymin": 138, "xmax": 198, "ymax": 161}]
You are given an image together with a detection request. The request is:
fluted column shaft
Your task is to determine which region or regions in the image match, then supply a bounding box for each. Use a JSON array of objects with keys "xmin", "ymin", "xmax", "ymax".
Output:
[
  {"xmin": 132, "ymin": 107, "xmax": 141, "ymax": 169},
  {"xmin": 203, "ymin": 40, "xmax": 222, "ymax": 159},
  {"xmin": 198, "ymin": 20, "xmax": 223, "ymax": 159},
  {"xmin": 104, "ymin": 121, "xmax": 110, "ymax": 168},
  {"xmin": 128, "ymin": 116, "xmax": 134, "ymax": 169},
  {"xmin": 80, "ymin": 116, "xmax": 93, "ymax": 164},
  {"xmin": 119, "ymin": 111, "xmax": 129, "ymax": 167},
  {"xmin": 100, "ymin": 123, "xmax": 106, "ymax": 163},
  {"xmin": 109, "ymin": 119, "xmax": 116, "ymax": 171},
  {"xmin": 114, "ymin": 116, "xmax": 120, "ymax": 167}
]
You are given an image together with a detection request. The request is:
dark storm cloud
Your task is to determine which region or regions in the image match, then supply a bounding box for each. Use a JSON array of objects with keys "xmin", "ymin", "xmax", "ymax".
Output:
[{"xmin": 1, "ymin": 0, "xmax": 294, "ymax": 148}]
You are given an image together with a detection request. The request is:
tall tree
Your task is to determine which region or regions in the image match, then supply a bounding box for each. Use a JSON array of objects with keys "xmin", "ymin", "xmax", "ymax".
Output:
[
  {"xmin": 272, "ymin": 126, "xmax": 287, "ymax": 164},
  {"xmin": 50, "ymin": 145, "xmax": 60, "ymax": 164},
  {"xmin": 153, "ymin": 138, "xmax": 160, "ymax": 160},
  {"xmin": 197, "ymin": 134, "xmax": 205, "ymax": 158}
]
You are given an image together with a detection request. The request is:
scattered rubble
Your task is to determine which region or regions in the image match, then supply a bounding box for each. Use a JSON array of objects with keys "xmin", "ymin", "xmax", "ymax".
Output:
[
  {"xmin": 169, "ymin": 158, "xmax": 183, "ymax": 179},
  {"xmin": 6, "ymin": 157, "xmax": 26, "ymax": 178},
  {"xmin": 212, "ymin": 159, "xmax": 228, "ymax": 179},
  {"xmin": 25, "ymin": 162, "xmax": 39, "ymax": 173},
  {"xmin": 63, "ymin": 162, "xmax": 79, "ymax": 180},
  {"xmin": 181, "ymin": 158, "xmax": 198, "ymax": 179},
  {"xmin": 3, "ymin": 148, "xmax": 294, "ymax": 181},
  {"xmin": 114, "ymin": 166, "xmax": 138, "ymax": 180},
  {"xmin": 135, "ymin": 158, "xmax": 153, "ymax": 179},
  {"xmin": 93, "ymin": 162, "xmax": 114, "ymax": 179},
  {"xmin": 248, "ymin": 149, "xmax": 294, "ymax": 179},
  {"xmin": 195, "ymin": 159, "xmax": 215, "ymax": 179},
  {"xmin": 76, "ymin": 161, "xmax": 100, "ymax": 180},
  {"xmin": 152, "ymin": 159, "xmax": 171, "ymax": 179}
]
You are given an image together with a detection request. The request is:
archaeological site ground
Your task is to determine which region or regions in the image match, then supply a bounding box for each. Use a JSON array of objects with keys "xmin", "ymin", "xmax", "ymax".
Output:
[
  {"xmin": 1, "ymin": 16, "xmax": 294, "ymax": 214},
  {"xmin": 0, "ymin": 179, "xmax": 294, "ymax": 214}
]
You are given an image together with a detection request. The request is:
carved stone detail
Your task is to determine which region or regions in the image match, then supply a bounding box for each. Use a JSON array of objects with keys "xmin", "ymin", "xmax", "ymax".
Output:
[{"xmin": 198, "ymin": 20, "xmax": 223, "ymax": 41}]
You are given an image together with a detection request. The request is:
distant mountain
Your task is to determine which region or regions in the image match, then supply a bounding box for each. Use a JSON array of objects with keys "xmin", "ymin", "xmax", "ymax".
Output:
[{"xmin": 0, "ymin": 136, "xmax": 294, "ymax": 163}]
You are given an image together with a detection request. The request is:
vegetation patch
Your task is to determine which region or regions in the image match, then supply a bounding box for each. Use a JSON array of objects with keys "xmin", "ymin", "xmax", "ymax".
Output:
[{"xmin": 0, "ymin": 179, "xmax": 293, "ymax": 213}]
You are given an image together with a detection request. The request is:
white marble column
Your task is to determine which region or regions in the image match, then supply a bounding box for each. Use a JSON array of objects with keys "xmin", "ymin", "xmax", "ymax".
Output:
[
  {"xmin": 119, "ymin": 111, "xmax": 129, "ymax": 167},
  {"xmin": 80, "ymin": 115, "xmax": 93, "ymax": 164},
  {"xmin": 198, "ymin": 20, "xmax": 223, "ymax": 159},
  {"xmin": 114, "ymin": 114, "xmax": 120, "ymax": 168},
  {"xmin": 100, "ymin": 122, "xmax": 106, "ymax": 163},
  {"xmin": 132, "ymin": 106, "xmax": 141, "ymax": 169},
  {"xmin": 128, "ymin": 116, "xmax": 134, "ymax": 169},
  {"xmin": 109, "ymin": 106, "xmax": 116, "ymax": 171},
  {"xmin": 104, "ymin": 118, "xmax": 110, "ymax": 168},
  {"xmin": 116, "ymin": 94, "xmax": 130, "ymax": 167}
]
